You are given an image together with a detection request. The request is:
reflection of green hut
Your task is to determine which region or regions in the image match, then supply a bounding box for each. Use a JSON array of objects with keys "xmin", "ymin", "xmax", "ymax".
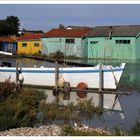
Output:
[{"xmin": 83, "ymin": 25, "xmax": 140, "ymax": 60}]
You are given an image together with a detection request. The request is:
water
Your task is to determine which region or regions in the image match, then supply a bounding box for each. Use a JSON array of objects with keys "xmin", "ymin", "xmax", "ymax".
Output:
[{"xmin": 0, "ymin": 56, "xmax": 140, "ymax": 131}]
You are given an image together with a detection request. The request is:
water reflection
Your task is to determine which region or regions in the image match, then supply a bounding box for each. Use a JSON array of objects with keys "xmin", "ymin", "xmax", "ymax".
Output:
[
  {"xmin": 44, "ymin": 89, "xmax": 139, "ymax": 131},
  {"xmin": 0, "ymin": 56, "xmax": 140, "ymax": 130}
]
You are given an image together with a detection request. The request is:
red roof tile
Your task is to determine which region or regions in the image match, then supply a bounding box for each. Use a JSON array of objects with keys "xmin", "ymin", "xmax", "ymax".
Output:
[
  {"xmin": 42, "ymin": 28, "xmax": 92, "ymax": 38},
  {"xmin": 0, "ymin": 36, "xmax": 16, "ymax": 42},
  {"xmin": 18, "ymin": 33, "xmax": 43, "ymax": 41}
]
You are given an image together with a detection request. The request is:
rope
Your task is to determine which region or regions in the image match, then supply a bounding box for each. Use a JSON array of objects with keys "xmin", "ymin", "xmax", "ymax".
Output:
[{"xmin": 111, "ymin": 94, "xmax": 122, "ymax": 112}]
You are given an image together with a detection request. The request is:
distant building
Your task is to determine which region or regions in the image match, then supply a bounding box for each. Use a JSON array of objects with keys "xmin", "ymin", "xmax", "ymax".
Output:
[
  {"xmin": 66, "ymin": 25, "xmax": 93, "ymax": 30},
  {"xmin": 83, "ymin": 25, "xmax": 140, "ymax": 60},
  {"xmin": 17, "ymin": 33, "xmax": 43, "ymax": 55},
  {"xmin": 18, "ymin": 30, "xmax": 43, "ymax": 36},
  {"xmin": 41, "ymin": 27, "xmax": 92, "ymax": 58},
  {"xmin": 0, "ymin": 36, "xmax": 17, "ymax": 54}
]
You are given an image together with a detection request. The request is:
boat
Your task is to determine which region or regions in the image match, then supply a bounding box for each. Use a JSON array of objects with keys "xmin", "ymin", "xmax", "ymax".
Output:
[{"xmin": 0, "ymin": 63, "xmax": 125, "ymax": 90}]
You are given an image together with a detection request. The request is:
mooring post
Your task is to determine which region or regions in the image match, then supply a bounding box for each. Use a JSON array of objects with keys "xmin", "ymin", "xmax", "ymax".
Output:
[
  {"xmin": 55, "ymin": 61, "xmax": 59, "ymax": 89},
  {"xmin": 99, "ymin": 63, "xmax": 104, "ymax": 109},
  {"xmin": 16, "ymin": 61, "xmax": 19, "ymax": 91},
  {"xmin": 55, "ymin": 61, "xmax": 59, "ymax": 103}
]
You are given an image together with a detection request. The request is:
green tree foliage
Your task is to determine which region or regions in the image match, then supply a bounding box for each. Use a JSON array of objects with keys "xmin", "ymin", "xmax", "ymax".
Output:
[{"xmin": 0, "ymin": 16, "xmax": 20, "ymax": 36}]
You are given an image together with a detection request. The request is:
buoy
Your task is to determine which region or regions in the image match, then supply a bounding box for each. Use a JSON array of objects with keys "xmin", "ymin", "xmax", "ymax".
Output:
[
  {"xmin": 19, "ymin": 72, "xmax": 24, "ymax": 82},
  {"xmin": 76, "ymin": 82, "xmax": 88, "ymax": 98},
  {"xmin": 18, "ymin": 70, "xmax": 24, "ymax": 89},
  {"xmin": 58, "ymin": 73, "xmax": 65, "ymax": 88}
]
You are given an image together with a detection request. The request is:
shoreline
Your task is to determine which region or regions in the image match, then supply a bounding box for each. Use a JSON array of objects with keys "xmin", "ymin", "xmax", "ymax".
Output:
[{"xmin": 0, "ymin": 124, "xmax": 111, "ymax": 136}]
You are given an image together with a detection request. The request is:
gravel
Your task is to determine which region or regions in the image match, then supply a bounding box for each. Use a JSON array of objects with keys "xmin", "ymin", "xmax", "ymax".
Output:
[
  {"xmin": 0, "ymin": 125, "xmax": 62, "ymax": 136},
  {"xmin": 0, "ymin": 125, "xmax": 109, "ymax": 136}
]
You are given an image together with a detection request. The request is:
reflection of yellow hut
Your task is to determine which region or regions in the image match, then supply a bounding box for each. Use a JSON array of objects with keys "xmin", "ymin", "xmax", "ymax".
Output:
[{"xmin": 17, "ymin": 33, "xmax": 43, "ymax": 55}]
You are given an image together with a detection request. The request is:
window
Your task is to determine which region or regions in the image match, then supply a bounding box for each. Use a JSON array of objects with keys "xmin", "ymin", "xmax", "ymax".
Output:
[
  {"xmin": 22, "ymin": 43, "xmax": 27, "ymax": 47},
  {"xmin": 90, "ymin": 41, "xmax": 98, "ymax": 44},
  {"xmin": 65, "ymin": 39, "xmax": 75, "ymax": 44},
  {"xmin": 115, "ymin": 40, "xmax": 131, "ymax": 44},
  {"xmin": 34, "ymin": 43, "xmax": 39, "ymax": 47}
]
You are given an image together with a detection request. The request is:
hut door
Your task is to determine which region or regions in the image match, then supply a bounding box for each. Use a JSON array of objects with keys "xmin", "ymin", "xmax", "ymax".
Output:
[{"xmin": 104, "ymin": 38, "xmax": 112, "ymax": 59}]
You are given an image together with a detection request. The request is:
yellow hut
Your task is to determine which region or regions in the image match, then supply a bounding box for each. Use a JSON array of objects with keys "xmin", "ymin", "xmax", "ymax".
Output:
[{"xmin": 17, "ymin": 33, "xmax": 43, "ymax": 55}]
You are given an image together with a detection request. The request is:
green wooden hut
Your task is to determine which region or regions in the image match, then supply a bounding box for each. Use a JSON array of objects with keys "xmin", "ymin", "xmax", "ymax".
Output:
[
  {"xmin": 83, "ymin": 25, "xmax": 140, "ymax": 60},
  {"xmin": 41, "ymin": 27, "xmax": 92, "ymax": 58}
]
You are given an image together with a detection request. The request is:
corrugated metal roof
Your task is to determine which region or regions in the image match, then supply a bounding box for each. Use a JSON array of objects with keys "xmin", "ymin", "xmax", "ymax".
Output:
[
  {"xmin": 18, "ymin": 33, "xmax": 43, "ymax": 41},
  {"xmin": 87, "ymin": 25, "xmax": 140, "ymax": 37},
  {"xmin": 42, "ymin": 28, "xmax": 92, "ymax": 38},
  {"xmin": 66, "ymin": 25, "xmax": 93, "ymax": 29},
  {"xmin": 0, "ymin": 36, "xmax": 16, "ymax": 42}
]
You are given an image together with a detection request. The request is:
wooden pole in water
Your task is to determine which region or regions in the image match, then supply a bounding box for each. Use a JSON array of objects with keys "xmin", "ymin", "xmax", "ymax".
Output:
[
  {"xmin": 99, "ymin": 63, "xmax": 104, "ymax": 109},
  {"xmin": 16, "ymin": 61, "xmax": 19, "ymax": 91},
  {"xmin": 55, "ymin": 61, "xmax": 58, "ymax": 89},
  {"xmin": 55, "ymin": 61, "xmax": 59, "ymax": 103}
]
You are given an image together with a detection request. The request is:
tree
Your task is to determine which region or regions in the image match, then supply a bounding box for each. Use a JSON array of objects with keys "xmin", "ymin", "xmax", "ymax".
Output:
[
  {"xmin": 0, "ymin": 16, "xmax": 20, "ymax": 36},
  {"xmin": 5, "ymin": 16, "xmax": 20, "ymax": 36}
]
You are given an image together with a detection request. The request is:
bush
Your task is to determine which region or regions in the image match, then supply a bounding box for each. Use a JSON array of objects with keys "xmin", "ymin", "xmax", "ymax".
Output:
[
  {"xmin": 0, "ymin": 79, "xmax": 17, "ymax": 101},
  {"xmin": 76, "ymin": 98, "xmax": 103, "ymax": 118},
  {"xmin": 0, "ymin": 82, "xmax": 47, "ymax": 131},
  {"xmin": 49, "ymin": 50, "xmax": 64, "ymax": 59}
]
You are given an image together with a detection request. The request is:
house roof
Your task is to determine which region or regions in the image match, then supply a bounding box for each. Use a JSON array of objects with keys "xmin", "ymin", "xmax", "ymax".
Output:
[
  {"xmin": 87, "ymin": 25, "xmax": 140, "ymax": 37},
  {"xmin": 0, "ymin": 36, "xmax": 16, "ymax": 42},
  {"xmin": 42, "ymin": 28, "xmax": 92, "ymax": 38},
  {"xmin": 18, "ymin": 33, "xmax": 43, "ymax": 41}
]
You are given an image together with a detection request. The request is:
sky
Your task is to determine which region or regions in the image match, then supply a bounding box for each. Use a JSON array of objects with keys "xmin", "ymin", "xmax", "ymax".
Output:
[{"xmin": 0, "ymin": 4, "xmax": 140, "ymax": 32}]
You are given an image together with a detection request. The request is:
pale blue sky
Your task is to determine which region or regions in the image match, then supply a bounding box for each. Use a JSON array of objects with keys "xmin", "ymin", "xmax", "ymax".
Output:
[{"xmin": 0, "ymin": 4, "xmax": 140, "ymax": 32}]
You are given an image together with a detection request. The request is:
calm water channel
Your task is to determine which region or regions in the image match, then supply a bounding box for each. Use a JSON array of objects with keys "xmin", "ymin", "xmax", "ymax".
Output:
[{"xmin": 0, "ymin": 56, "xmax": 140, "ymax": 131}]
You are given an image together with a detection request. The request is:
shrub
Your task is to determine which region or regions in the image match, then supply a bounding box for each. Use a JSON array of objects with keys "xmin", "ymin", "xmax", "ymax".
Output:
[
  {"xmin": 0, "ymin": 79, "xmax": 17, "ymax": 101},
  {"xmin": 76, "ymin": 98, "xmax": 103, "ymax": 118},
  {"xmin": 49, "ymin": 50, "xmax": 64, "ymax": 59},
  {"xmin": 0, "ymin": 83, "xmax": 47, "ymax": 131}
]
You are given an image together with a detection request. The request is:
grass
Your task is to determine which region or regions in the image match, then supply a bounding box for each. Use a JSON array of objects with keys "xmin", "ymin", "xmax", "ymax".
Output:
[
  {"xmin": 61, "ymin": 125, "xmax": 109, "ymax": 136},
  {"xmin": 131, "ymin": 117, "xmax": 140, "ymax": 135},
  {"xmin": 61, "ymin": 125, "xmax": 129, "ymax": 136},
  {"xmin": 38, "ymin": 97, "xmax": 103, "ymax": 126}
]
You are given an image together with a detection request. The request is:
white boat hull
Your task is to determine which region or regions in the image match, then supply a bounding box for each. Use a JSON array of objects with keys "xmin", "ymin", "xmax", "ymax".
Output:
[{"xmin": 0, "ymin": 63, "xmax": 125, "ymax": 89}]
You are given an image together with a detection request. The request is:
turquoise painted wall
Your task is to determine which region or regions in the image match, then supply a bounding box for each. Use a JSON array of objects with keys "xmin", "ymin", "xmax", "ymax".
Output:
[
  {"xmin": 135, "ymin": 36, "xmax": 140, "ymax": 59},
  {"xmin": 81, "ymin": 37, "xmax": 88, "ymax": 58},
  {"xmin": 42, "ymin": 37, "xmax": 83, "ymax": 57},
  {"xmin": 86, "ymin": 36, "xmax": 138, "ymax": 60}
]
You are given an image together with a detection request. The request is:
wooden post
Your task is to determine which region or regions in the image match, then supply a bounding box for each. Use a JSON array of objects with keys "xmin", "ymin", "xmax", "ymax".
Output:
[
  {"xmin": 55, "ymin": 61, "xmax": 59, "ymax": 103},
  {"xmin": 55, "ymin": 61, "xmax": 59, "ymax": 89},
  {"xmin": 16, "ymin": 61, "xmax": 19, "ymax": 91},
  {"xmin": 99, "ymin": 63, "xmax": 104, "ymax": 109}
]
